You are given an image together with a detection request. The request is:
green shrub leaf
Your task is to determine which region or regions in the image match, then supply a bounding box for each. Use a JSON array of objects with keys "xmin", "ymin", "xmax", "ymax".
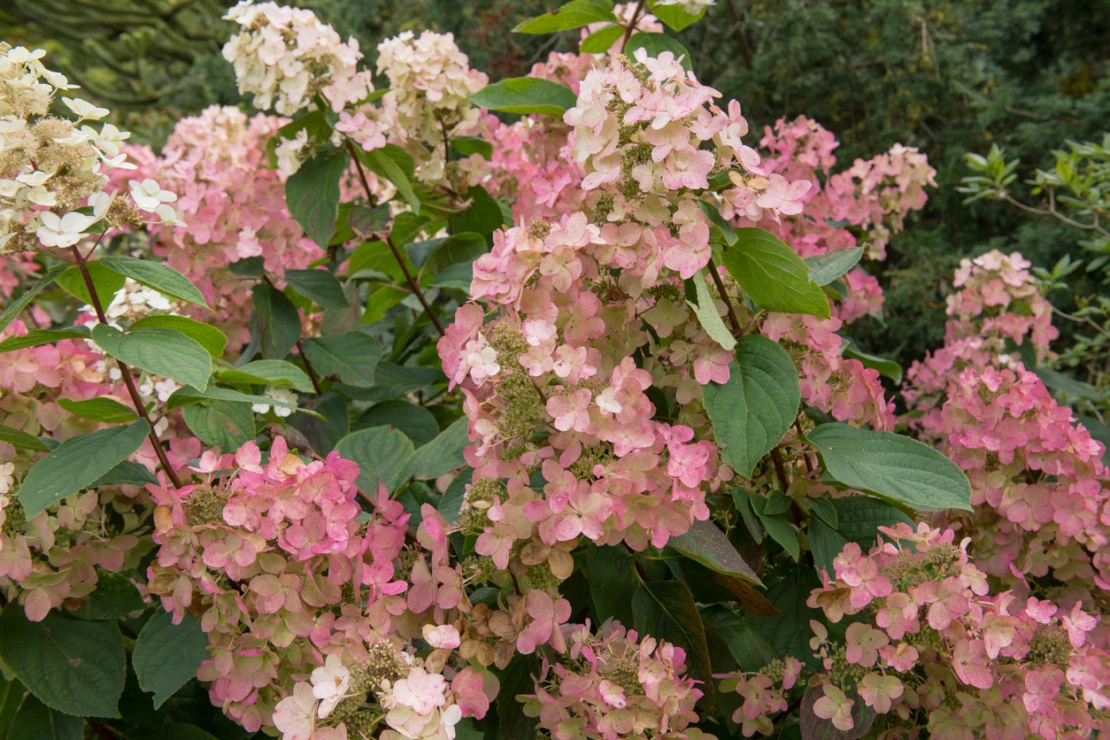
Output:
[
  {"xmin": 285, "ymin": 149, "xmax": 348, "ymax": 248},
  {"xmin": 133, "ymin": 612, "xmax": 209, "ymax": 709},
  {"xmin": 92, "ymin": 324, "xmax": 211, "ymax": 391},
  {"xmin": 721, "ymin": 228, "xmax": 830, "ymax": 317},
  {"xmin": 130, "ymin": 315, "xmax": 227, "ymax": 357},
  {"xmin": 98, "ymin": 256, "xmax": 210, "ymax": 309},
  {"xmin": 469, "ymin": 77, "xmax": 578, "ymax": 115},
  {"xmin": 514, "ymin": 0, "xmax": 616, "ymax": 33},
  {"xmin": 57, "ymin": 397, "xmax": 137, "ymax": 423},
  {"xmin": 335, "ymin": 426, "xmax": 415, "ymax": 493},
  {"xmin": 302, "ymin": 333, "xmax": 381, "ymax": 387}
]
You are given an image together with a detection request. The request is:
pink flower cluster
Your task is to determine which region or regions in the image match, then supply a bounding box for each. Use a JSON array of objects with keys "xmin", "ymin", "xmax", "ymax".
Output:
[
  {"xmin": 718, "ymin": 657, "xmax": 802, "ymax": 737},
  {"xmin": 222, "ymin": 1, "xmax": 374, "ymax": 115},
  {"xmin": 800, "ymin": 523, "xmax": 1110, "ymax": 738},
  {"xmin": 121, "ymin": 106, "xmax": 322, "ymax": 349},
  {"xmin": 521, "ymin": 620, "xmax": 710, "ymax": 740}
]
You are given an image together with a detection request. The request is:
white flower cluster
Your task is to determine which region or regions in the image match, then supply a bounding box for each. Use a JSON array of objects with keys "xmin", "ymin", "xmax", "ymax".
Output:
[
  {"xmin": 652, "ymin": 0, "xmax": 717, "ymax": 14},
  {"xmin": 251, "ymin": 386, "xmax": 297, "ymax": 418},
  {"xmin": 102, "ymin": 277, "xmax": 177, "ymax": 323},
  {"xmin": 0, "ymin": 44, "xmax": 180, "ymax": 254},
  {"xmin": 376, "ymin": 31, "xmax": 489, "ymax": 149},
  {"xmin": 222, "ymin": 1, "xmax": 374, "ymax": 116}
]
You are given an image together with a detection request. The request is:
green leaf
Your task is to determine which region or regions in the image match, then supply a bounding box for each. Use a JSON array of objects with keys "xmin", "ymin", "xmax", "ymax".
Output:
[
  {"xmin": 366, "ymin": 147, "xmax": 419, "ymax": 213},
  {"xmin": 422, "ymin": 232, "xmax": 488, "ymax": 277},
  {"xmin": 700, "ymin": 606, "xmax": 776, "ymax": 671},
  {"xmin": 285, "ymin": 149, "xmax": 348, "ymax": 248},
  {"xmin": 450, "ymin": 185, "xmax": 505, "ymax": 239},
  {"xmin": 266, "ymin": 110, "xmax": 333, "ymax": 168},
  {"xmin": 804, "ymin": 247, "xmax": 864, "ymax": 286},
  {"xmin": 0, "ymin": 608, "xmax": 125, "ymax": 718},
  {"xmin": 807, "ymin": 423, "xmax": 972, "ymax": 511},
  {"xmin": 251, "ymin": 284, "xmax": 302, "ymax": 360},
  {"xmin": 18, "ymin": 420, "xmax": 149, "ymax": 517},
  {"xmin": 585, "ymin": 545, "xmax": 639, "ymax": 635},
  {"xmin": 759, "ymin": 511, "xmax": 800, "ymax": 561},
  {"xmin": 55, "ymin": 262, "xmax": 125, "ymax": 306},
  {"xmin": 580, "ymin": 24, "xmax": 624, "ymax": 52},
  {"xmin": 302, "ymin": 333, "xmax": 381, "ymax": 387},
  {"xmin": 218, "ymin": 360, "xmax": 315, "ymax": 394},
  {"xmin": 129, "ymin": 316, "xmax": 227, "ymax": 357},
  {"xmin": 698, "ymin": 200, "xmax": 738, "ymax": 246},
  {"xmin": 0, "ymin": 676, "xmax": 25, "ymax": 736},
  {"xmin": 91, "ymin": 460, "xmax": 158, "ymax": 487},
  {"xmin": 809, "ymin": 517, "xmax": 847, "ymax": 575},
  {"xmin": 7, "ymin": 696, "xmax": 83, "ymax": 740},
  {"xmin": 355, "ymin": 400, "xmax": 439, "ymax": 447},
  {"xmin": 626, "ymin": 33, "xmax": 694, "ymax": 71},
  {"xmin": 433, "ymin": 262, "xmax": 473, "ymax": 291},
  {"xmin": 361, "ymin": 285, "xmax": 408, "ymax": 325},
  {"xmin": 514, "ymin": 0, "xmax": 616, "ymax": 33},
  {"xmin": 133, "ymin": 612, "xmax": 209, "ymax": 710},
  {"xmin": 750, "ymin": 568, "xmax": 823, "ymax": 667},
  {"xmin": 687, "ymin": 270, "xmax": 736, "ymax": 350},
  {"xmin": 0, "ymin": 327, "xmax": 89, "ymax": 354},
  {"xmin": 469, "ymin": 77, "xmax": 578, "ymax": 115},
  {"xmin": 183, "ymin": 401, "xmax": 256, "ymax": 451},
  {"xmin": 450, "ymin": 136, "xmax": 493, "ymax": 161},
  {"xmin": 291, "ymin": 393, "xmax": 350, "ymax": 456},
  {"xmin": 632, "ymin": 580, "xmax": 717, "ymax": 712},
  {"xmin": 160, "ymin": 725, "xmax": 221, "ymax": 740},
  {"xmin": 284, "ymin": 269, "xmax": 350, "ymax": 310},
  {"xmin": 57, "ymin": 397, "xmax": 137, "ymax": 424},
  {"xmin": 166, "ymin": 386, "xmax": 302, "ymax": 412},
  {"xmin": 0, "ymin": 424, "xmax": 50, "ymax": 452},
  {"xmin": 347, "ymin": 204, "xmax": 392, "ymax": 239},
  {"xmin": 721, "ymin": 228, "xmax": 830, "ymax": 317},
  {"xmin": 495, "ymin": 654, "xmax": 539, "ymax": 740},
  {"xmin": 98, "ymin": 256, "xmax": 210, "ymax": 309},
  {"xmin": 92, "ymin": 324, "xmax": 211, "ymax": 391},
  {"xmin": 667, "ymin": 519, "xmax": 760, "ymax": 583},
  {"xmin": 228, "ymin": 256, "xmax": 265, "ymax": 277},
  {"xmin": 647, "ymin": 0, "xmax": 706, "ymax": 30},
  {"xmin": 70, "ymin": 570, "xmax": 145, "ymax": 620},
  {"xmin": 703, "ymin": 336, "xmax": 800, "ymax": 477},
  {"xmin": 335, "ymin": 426, "xmax": 415, "ymax": 493},
  {"xmin": 842, "ymin": 338, "xmax": 903, "ymax": 384},
  {"xmin": 830, "ymin": 496, "xmax": 912, "ymax": 543},
  {"xmin": 809, "ymin": 496, "xmax": 839, "ymax": 529},
  {"xmin": 438, "ymin": 469, "xmax": 471, "ymax": 523},
  {"xmin": 0, "ymin": 265, "xmax": 67, "ymax": 335},
  {"xmin": 406, "ymin": 417, "xmax": 469, "ymax": 479},
  {"xmin": 731, "ymin": 489, "xmax": 763, "ymax": 542},
  {"xmin": 1037, "ymin": 366, "xmax": 1102, "ymax": 401}
]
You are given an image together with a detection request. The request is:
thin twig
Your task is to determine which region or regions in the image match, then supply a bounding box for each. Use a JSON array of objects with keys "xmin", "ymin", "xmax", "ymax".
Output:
[
  {"xmin": 794, "ymin": 419, "xmax": 815, "ymax": 475},
  {"xmin": 707, "ymin": 257, "xmax": 744, "ymax": 336},
  {"xmin": 71, "ymin": 241, "xmax": 183, "ymax": 488},
  {"xmin": 296, "ymin": 339, "xmax": 324, "ymax": 395},
  {"xmin": 345, "ymin": 139, "xmax": 446, "ymax": 337},
  {"xmin": 769, "ymin": 447, "xmax": 790, "ymax": 491}
]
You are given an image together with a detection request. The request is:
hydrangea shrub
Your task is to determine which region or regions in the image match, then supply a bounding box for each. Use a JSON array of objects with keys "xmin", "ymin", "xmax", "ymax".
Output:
[{"xmin": 0, "ymin": 2, "xmax": 1106, "ymax": 739}]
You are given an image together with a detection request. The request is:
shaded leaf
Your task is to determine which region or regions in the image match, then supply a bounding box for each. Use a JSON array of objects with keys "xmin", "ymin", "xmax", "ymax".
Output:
[
  {"xmin": 406, "ymin": 417, "xmax": 469, "ymax": 480},
  {"xmin": 285, "ymin": 269, "xmax": 350, "ymax": 310},
  {"xmin": 183, "ymin": 401, "xmax": 256, "ymax": 451},
  {"xmin": 252, "ymin": 284, "xmax": 302, "ymax": 360},
  {"xmin": 134, "ymin": 612, "xmax": 209, "ymax": 710},
  {"xmin": 805, "ymin": 247, "xmax": 864, "ymax": 286},
  {"xmin": 302, "ymin": 333, "xmax": 381, "ymax": 386},
  {"xmin": 667, "ymin": 518, "xmax": 760, "ymax": 583},
  {"xmin": 99, "ymin": 256, "xmax": 209, "ymax": 308},
  {"xmin": 335, "ymin": 426, "xmax": 415, "ymax": 493}
]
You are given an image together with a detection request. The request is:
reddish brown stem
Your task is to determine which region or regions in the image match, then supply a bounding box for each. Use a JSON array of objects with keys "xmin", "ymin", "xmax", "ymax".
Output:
[
  {"xmin": 344, "ymin": 139, "xmax": 446, "ymax": 337},
  {"xmin": 770, "ymin": 446, "xmax": 790, "ymax": 492},
  {"xmin": 297, "ymin": 339, "xmax": 324, "ymax": 395},
  {"xmin": 70, "ymin": 243, "xmax": 183, "ymax": 489},
  {"xmin": 794, "ymin": 419, "xmax": 816, "ymax": 475},
  {"xmin": 620, "ymin": 0, "xmax": 647, "ymax": 53}
]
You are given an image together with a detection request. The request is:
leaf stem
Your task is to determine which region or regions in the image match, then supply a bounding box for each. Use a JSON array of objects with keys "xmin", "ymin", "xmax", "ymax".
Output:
[
  {"xmin": 770, "ymin": 446, "xmax": 790, "ymax": 492},
  {"xmin": 70, "ymin": 242, "xmax": 183, "ymax": 489},
  {"xmin": 344, "ymin": 139, "xmax": 446, "ymax": 337},
  {"xmin": 620, "ymin": 0, "xmax": 647, "ymax": 53},
  {"xmin": 707, "ymin": 257, "xmax": 744, "ymax": 336}
]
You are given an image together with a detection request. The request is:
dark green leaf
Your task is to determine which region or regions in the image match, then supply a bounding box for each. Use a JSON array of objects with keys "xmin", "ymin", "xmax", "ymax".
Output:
[
  {"xmin": 302, "ymin": 333, "xmax": 381, "ymax": 386},
  {"xmin": 228, "ymin": 256, "xmax": 264, "ymax": 277},
  {"xmin": 469, "ymin": 77, "xmax": 578, "ymax": 115},
  {"xmin": 285, "ymin": 149, "xmax": 348, "ymax": 248},
  {"xmin": 0, "ymin": 327, "xmax": 89, "ymax": 354},
  {"xmin": 626, "ymin": 33, "xmax": 694, "ymax": 71},
  {"xmin": 580, "ymin": 24, "xmax": 624, "ymax": 52},
  {"xmin": 808, "ymin": 423, "xmax": 972, "ymax": 511},
  {"xmin": 365, "ymin": 147, "xmax": 419, "ymax": 213},
  {"xmin": 91, "ymin": 460, "xmax": 159, "ymax": 487},
  {"xmin": 809, "ymin": 496, "xmax": 839, "ymax": 528},
  {"xmin": 0, "ymin": 608, "xmax": 125, "ymax": 718},
  {"xmin": 809, "ymin": 517, "xmax": 847, "ymax": 575},
  {"xmin": 842, "ymin": 338, "xmax": 903, "ymax": 384},
  {"xmin": 0, "ymin": 676, "xmax": 25, "ymax": 736},
  {"xmin": 1037, "ymin": 366, "xmax": 1102, "ymax": 401},
  {"xmin": 667, "ymin": 518, "xmax": 760, "ymax": 583},
  {"xmin": 450, "ymin": 136, "xmax": 493, "ymax": 160},
  {"xmin": 183, "ymin": 401, "xmax": 256, "ymax": 450},
  {"xmin": 0, "ymin": 424, "xmax": 50, "ymax": 453},
  {"xmin": 251, "ymin": 284, "xmax": 302, "ymax": 360},
  {"xmin": 700, "ymin": 605, "xmax": 777, "ymax": 671},
  {"xmin": 284, "ymin": 269, "xmax": 350, "ymax": 310},
  {"xmin": 134, "ymin": 612, "xmax": 209, "ymax": 709},
  {"xmin": 291, "ymin": 393, "xmax": 350, "ymax": 456},
  {"xmin": 438, "ymin": 469, "xmax": 472, "ymax": 523},
  {"xmin": 0, "ymin": 265, "xmax": 67, "ymax": 334},
  {"xmin": 585, "ymin": 545, "xmax": 638, "ymax": 635},
  {"xmin": 7, "ymin": 696, "xmax": 83, "ymax": 740},
  {"xmin": 450, "ymin": 185, "xmax": 505, "ymax": 239},
  {"xmin": 514, "ymin": 0, "xmax": 616, "ymax": 33},
  {"xmin": 731, "ymin": 489, "xmax": 764, "ymax": 542},
  {"xmin": 57, "ymin": 397, "xmax": 137, "ymax": 423},
  {"xmin": 98, "ymin": 256, "xmax": 209, "ymax": 309},
  {"xmin": 347, "ymin": 204, "xmax": 392, "ymax": 238},
  {"xmin": 160, "ymin": 725, "xmax": 221, "ymax": 740},
  {"xmin": 92, "ymin": 324, "xmax": 211, "ymax": 391},
  {"xmin": 19, "ymin": 420, "xmax": 149, "ymax": 516},
  {"xmin": 355, "ymin": 400, "xmax": 439, "ymax": 447},
  {"xmin": 751, "ymin": 569, "xmax": 823, "ymax": 667},
  {"xmin": 804, "ymin": 247, "xmax": 864, "ymax": 286},
  {"xmin": 55, "ymin": 262, "xmax": 125, "ymax": 306},
  {"xmin": 167, "ymin": 386, "xmax": 303, "ymax": 412},
  {"xmin": 129, "ymin": 316, "xmax": 227, "ymax": 357},
  {"xmin": 423, "ymin": 232, "xmax": 488, "ymax": 277},
  {"xmin": 70, "ymin": 571, "xmax": 145, "ymax": 620},
  {"xmin": 703, "ymin": 336, "xmax": 800, "ymax": 477},
  {"xmin": 495, "ymin": 654, "xmax": 539, "ymax": 740},
  {"xmin": 633, "ymin": 580, "xmax": 716, "ymax": 712},
  {"xmin": 218, "ymin": 360, "xmax": 315, "ymax": 393},
  {"xmin": 335, "ymin": 426, "xmax": 415, "ymax": 493},
  {"xmin": 830, "ymin": 495, "xmax": 912, "ymax": 544},
  {"xmin": 759, "ymin": 511, "xmax": 800, "ymax": 561},
  {"xmin": 721, "ymin": 228, "xmax": 830, "ymax": 317},
  {"xmin": 698, "ymin": 200, "xmax": 738, "ymax": 246},
  {"xmin": 406, "ymin": 417, "xmax": 469, "ymax": 479},
  {"xmin": 433, "ymin": 262, "xmax": 473, "ymax": 291}
]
